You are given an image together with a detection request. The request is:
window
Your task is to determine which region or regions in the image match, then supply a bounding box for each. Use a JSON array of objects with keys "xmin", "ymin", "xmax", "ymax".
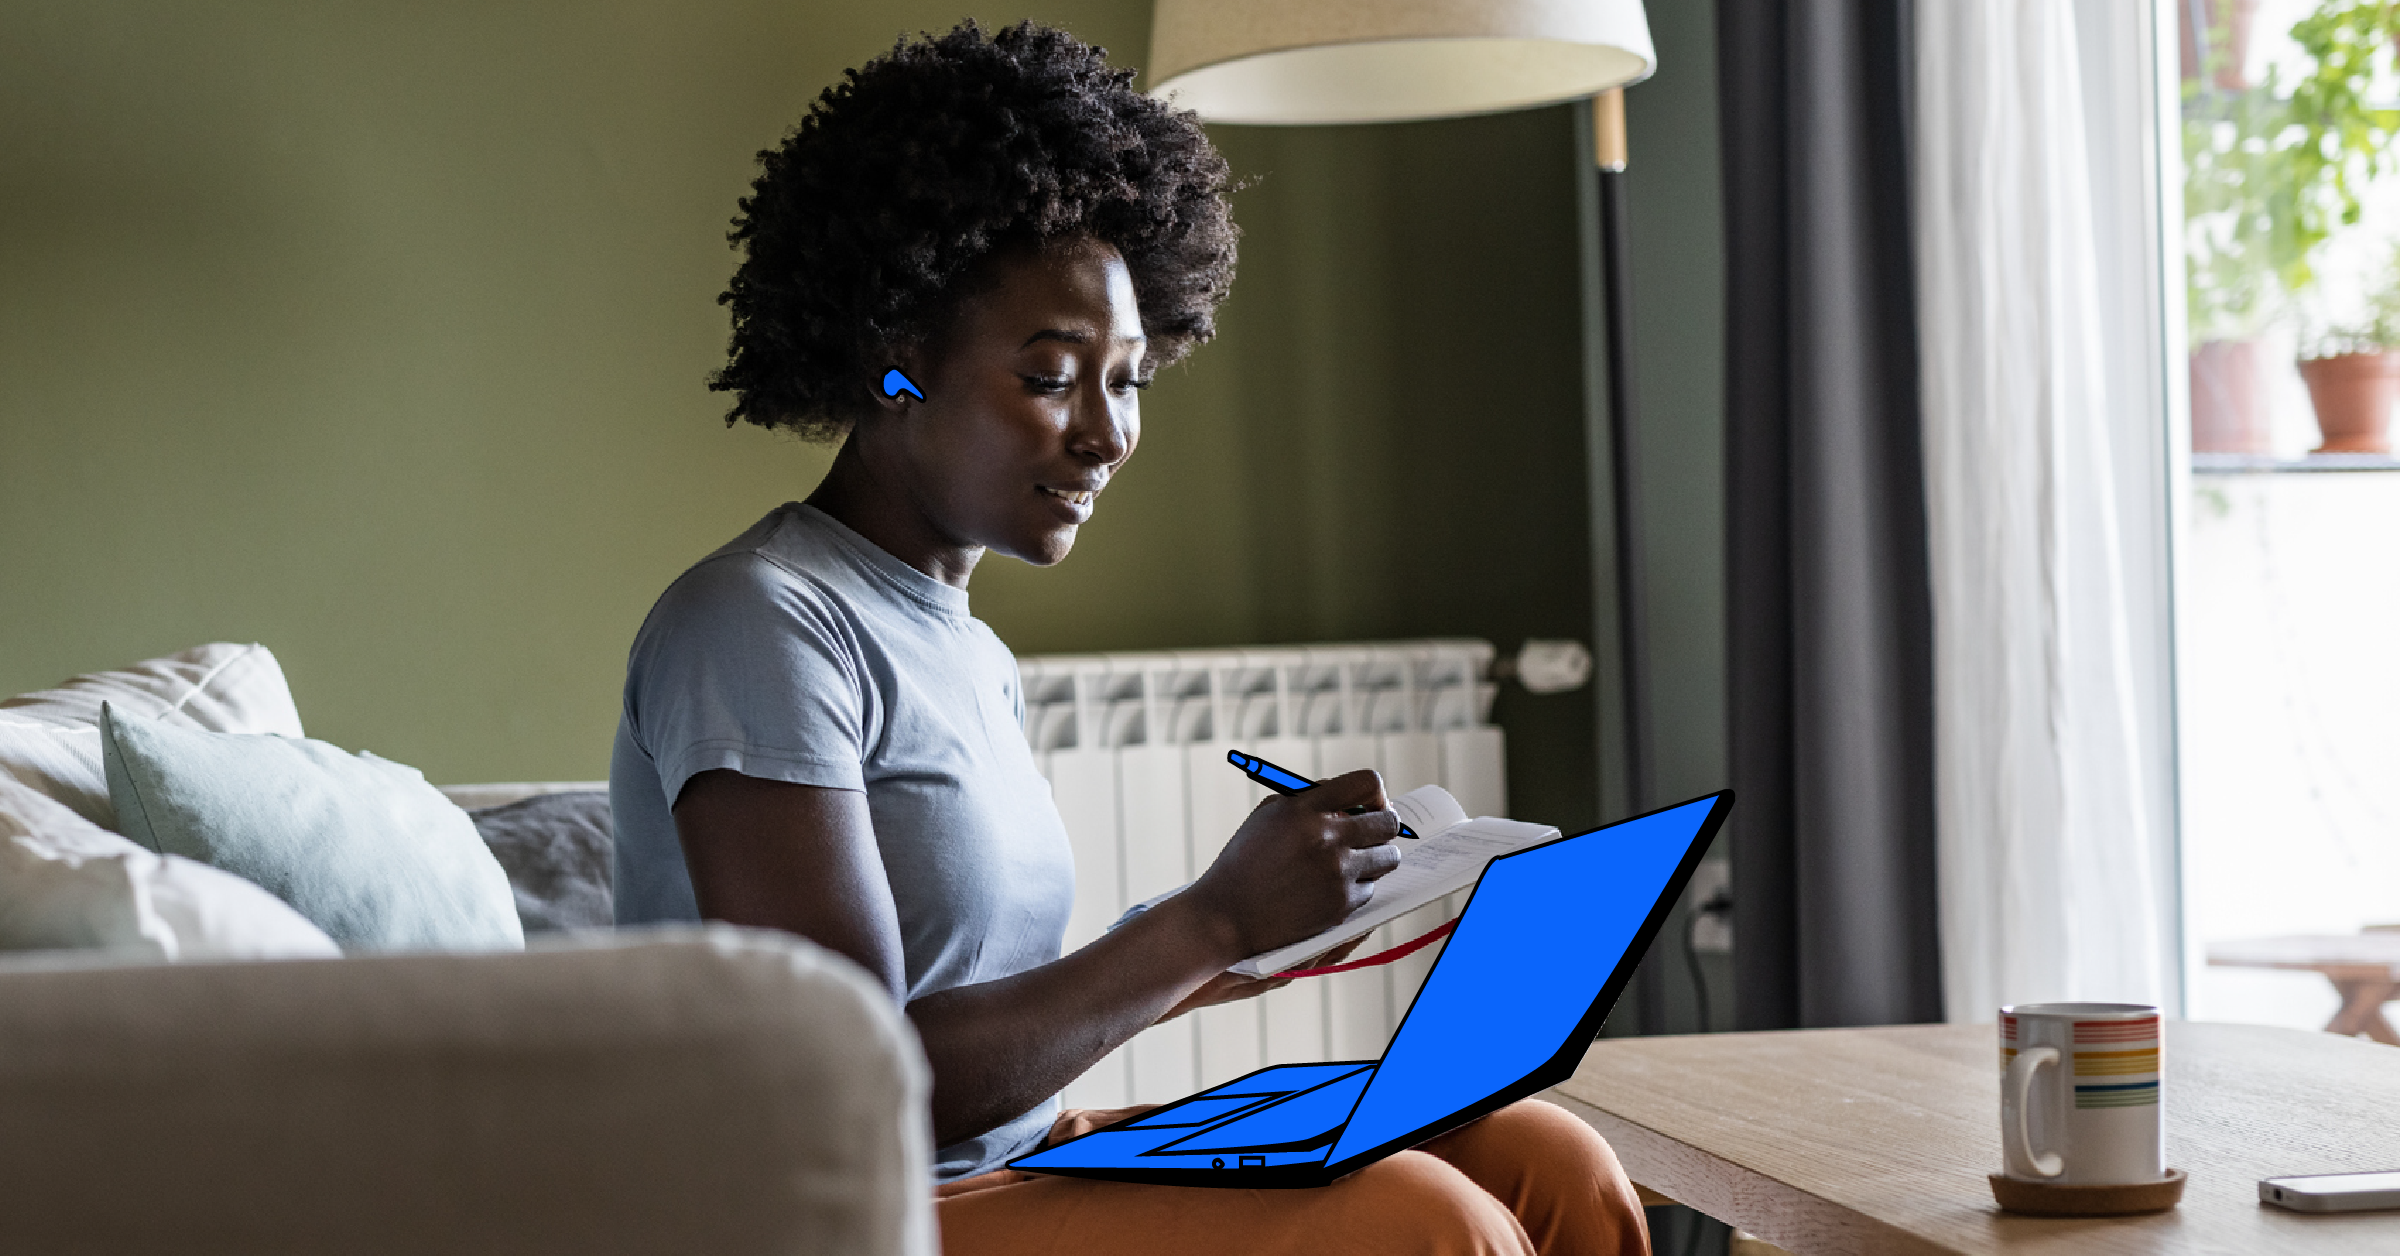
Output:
[{"xmin": 2174, "ymin": 0, "xmax": 2400, "ymax": 1037}]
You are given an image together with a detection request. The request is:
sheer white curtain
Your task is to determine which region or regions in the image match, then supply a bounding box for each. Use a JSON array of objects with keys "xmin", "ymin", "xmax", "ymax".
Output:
[{"xmin": 1913, "ymin": 0, "xmax": 2182, "ymax": 1021}]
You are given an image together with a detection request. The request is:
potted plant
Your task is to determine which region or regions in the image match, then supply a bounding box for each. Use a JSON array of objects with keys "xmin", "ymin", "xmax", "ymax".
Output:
[
  {"xmin": 2183, "ymin": 0, "xmax": 2400, "ymax": 454},
  {"xmin": 2297, "ymin": 250, "xmax": 2400, "ymax": 453},
  {"xmin": 2183, "ymin": 0, "xmax": 2264, "ymax": 91},
  {"xmin": 2286, "ymin": 3, "xmax": 2400, "ymax": 453}
]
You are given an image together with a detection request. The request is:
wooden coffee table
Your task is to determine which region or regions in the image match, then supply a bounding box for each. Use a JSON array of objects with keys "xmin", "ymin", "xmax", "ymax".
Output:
[{"xmin": 1547, "ymin": 1021, "xmax": 2400, "ymax": 1254}]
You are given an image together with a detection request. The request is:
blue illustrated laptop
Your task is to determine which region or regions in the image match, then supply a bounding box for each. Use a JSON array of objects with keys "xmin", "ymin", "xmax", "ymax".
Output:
[{"xmin": 1009, "ymin": 789, "xmax": 1735, "ymax": 1188}]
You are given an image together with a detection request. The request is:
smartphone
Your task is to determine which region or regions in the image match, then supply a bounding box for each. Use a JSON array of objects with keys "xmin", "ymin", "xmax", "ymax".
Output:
[{"xmin": 2260, "ymin": 1171, "xmax": 2400, "ymax": 1213}]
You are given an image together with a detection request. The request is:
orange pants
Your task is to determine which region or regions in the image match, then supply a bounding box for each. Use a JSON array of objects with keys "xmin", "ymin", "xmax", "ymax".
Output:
[{"xmin": 936, "ymin": 1098, "xmax": 1651, "ymax": 1256}]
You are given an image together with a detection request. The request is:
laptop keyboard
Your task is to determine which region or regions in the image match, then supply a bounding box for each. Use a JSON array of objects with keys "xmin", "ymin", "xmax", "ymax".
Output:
[{"xmin": 1143, "ymin": 1064, "xmax": 1375, "ymax": 1157}]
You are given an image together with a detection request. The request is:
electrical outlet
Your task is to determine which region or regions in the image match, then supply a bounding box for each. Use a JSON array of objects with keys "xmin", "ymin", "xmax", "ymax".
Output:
[{"xmin": 1686, "ymin": 857, "xmax": 1733, "ymax": 953}]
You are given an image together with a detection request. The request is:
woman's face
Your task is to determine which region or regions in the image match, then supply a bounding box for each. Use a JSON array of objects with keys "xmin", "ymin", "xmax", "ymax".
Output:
[{"xmin": 875, "ymin": 235, "xmax": 1146, "ymax": 572}]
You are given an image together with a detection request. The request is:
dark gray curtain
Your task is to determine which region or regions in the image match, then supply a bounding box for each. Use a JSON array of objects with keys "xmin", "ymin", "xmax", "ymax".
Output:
[{"xmin": 1718, "ymin": 0, "xmax": 1942, "ymax": 1029}]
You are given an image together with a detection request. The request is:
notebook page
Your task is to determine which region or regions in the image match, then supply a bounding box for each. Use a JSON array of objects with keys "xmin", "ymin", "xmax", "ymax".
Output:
[{"xmin": 1391, "ymin": 784, "xmax": 1469, "ymax": 839}]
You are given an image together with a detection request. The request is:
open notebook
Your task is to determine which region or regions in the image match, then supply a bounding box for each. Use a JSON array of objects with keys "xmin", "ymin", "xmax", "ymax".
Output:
[{"xmin": 1011, "ymin": 790, "xmax": 1735, "ymax": 1188}]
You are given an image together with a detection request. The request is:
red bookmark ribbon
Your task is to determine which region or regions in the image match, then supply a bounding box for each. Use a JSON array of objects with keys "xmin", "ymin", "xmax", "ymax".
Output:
[{"xmin": 1276, "ymin": 918, "xmax": 1457, "ymax": 979}]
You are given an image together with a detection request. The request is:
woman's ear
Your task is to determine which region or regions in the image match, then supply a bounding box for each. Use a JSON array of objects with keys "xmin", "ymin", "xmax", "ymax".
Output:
[{"xmin": 872, "ymin": 359, "xmax": 925, "ymax": 416}]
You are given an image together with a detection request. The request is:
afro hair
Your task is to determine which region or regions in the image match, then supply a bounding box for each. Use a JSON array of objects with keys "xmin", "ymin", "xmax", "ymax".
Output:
[{"xmin": 710, "ymin": 19, "xmax": 1239, "ymax": 440}]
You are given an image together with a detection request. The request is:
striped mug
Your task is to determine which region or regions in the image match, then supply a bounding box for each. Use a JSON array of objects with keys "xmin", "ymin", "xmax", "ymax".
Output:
[{"xmin": 1998, "ymin": 1003, "xmax": 2163, "ymax": 1185}]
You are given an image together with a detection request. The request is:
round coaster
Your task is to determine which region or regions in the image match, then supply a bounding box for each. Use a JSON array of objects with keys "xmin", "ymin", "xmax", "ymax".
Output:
[{"xmin": 1988, "ymin": 1168, "xmax": 2187, "ymax": 1216}]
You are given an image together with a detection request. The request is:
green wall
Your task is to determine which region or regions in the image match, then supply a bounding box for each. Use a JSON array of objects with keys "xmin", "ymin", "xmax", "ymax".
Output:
[
  {"xmin": 0, "ymin": 1, "xmax": 1134, "ymax": 780},
  {"xmin": 0, "ymin": 2, "xmax": 1724, "ymax": 839},
  {"xmin": 1624, "ymin": 0, "xmax": 1729, "ymax": 815},
  {"xmin": 1599, "ymin": 0, "xmax": 1732, "ymax": 1039}
]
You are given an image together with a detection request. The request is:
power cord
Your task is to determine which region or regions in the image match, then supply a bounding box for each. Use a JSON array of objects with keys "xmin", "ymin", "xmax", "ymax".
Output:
[{"xmin": 1681, "ymin": 881, "xmax": 1734, "ymax": 1034}]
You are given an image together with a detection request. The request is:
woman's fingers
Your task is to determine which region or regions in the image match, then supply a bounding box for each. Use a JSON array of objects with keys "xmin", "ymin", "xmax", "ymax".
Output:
[
  {"xmin": 1341, "ymin": 804, "xmax": 1402, "ymax": 845},
  {"xmin": 1301, "ymin": 768, "xmax": 1390, "ymax": 818},
  {"xmin": 1315, "ymin": 769, "xmax": 1401, "ymax": 885},
  {"xmin": 1306, "ymin": 935, "xmax": 1371, "ymax": 967},
  {"xmin": 1158, "ymin": 970, "xmax": 1295, "ymax": 1021},
  {"xmin": 1308, "ymin": 769, "xmax": 1400, "ymax": 853},
  {"xmin": 1348, "ymin": 837, "xmax": 1404, "ymax": 882}
]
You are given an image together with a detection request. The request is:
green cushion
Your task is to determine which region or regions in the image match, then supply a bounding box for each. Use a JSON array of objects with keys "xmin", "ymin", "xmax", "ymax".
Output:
[{"xmin": 101, "ymin": 703, "xmax": 523, "ymax": 952}]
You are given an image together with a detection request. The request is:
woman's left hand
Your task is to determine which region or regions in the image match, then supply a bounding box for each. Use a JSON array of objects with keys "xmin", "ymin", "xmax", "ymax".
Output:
[{"xmin": 1155, "ymin": 935, "xmax": 1369, "ymax": 1022}]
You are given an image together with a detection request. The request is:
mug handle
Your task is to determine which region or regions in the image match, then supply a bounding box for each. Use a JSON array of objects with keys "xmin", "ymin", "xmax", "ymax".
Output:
[{"xmin": 2003, "ymin": 1046, "xmax": 2064, "ymax": 1179}]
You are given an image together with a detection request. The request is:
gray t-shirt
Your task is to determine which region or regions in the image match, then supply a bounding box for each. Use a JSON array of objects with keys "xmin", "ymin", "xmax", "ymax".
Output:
[{"xmin": 609, "ymin": 502, "xmax": 1076, "ymax": 1181}]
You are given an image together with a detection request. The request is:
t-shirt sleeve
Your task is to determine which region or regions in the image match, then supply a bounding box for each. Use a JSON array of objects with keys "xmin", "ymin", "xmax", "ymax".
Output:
[{"xmin": 623, "ymin": 553, "xmax": 874, "ymax": 807}]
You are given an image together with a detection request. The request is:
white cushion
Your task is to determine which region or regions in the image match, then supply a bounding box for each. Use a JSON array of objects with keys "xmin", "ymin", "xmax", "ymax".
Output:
[
  {"xmin": 0, "ymin": 642, "xmax": 303, "ymax": 736},
  {"xmin": 0, "ymin": 721, "xmax": 108, "ymax": 828},
  {"xmin": 0, "ymin": 773, "xmax": 341, "ymax": 962},
  {"xmin": 0, "ymin": 643, "xmax": 303, "ymax": 830}
]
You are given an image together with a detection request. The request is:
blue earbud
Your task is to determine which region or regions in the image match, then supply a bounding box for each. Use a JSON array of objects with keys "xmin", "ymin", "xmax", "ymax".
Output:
[{"xmin": 880, "ymin": 368, "xmax": 925, "ymax": 402}]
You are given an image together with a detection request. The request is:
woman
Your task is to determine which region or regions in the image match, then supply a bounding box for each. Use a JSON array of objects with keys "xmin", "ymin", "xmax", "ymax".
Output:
[{"xmin": 610, "ymin": 20, "xmax": 1651, "ymax": 1256}]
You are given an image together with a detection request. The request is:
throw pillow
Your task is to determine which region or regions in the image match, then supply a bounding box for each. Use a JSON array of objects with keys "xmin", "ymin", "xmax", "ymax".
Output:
[
  {"xmin": 0, "ymin": 773, "xmax": 341, "ymax": 961},
  {"xmin": 469, "ymin": 790, "xmax": 615, "ymax": 933},
  {"xmin": 0, "ymin": 719, "xmax": 109, "ymax": 828},
  {"xmin": 1, "ymin": 641, "xmax": 304, "ymax": 736},
  {"xmin": 0, "ymin": 642, "xmax": 306, "ymax": 830},
  {"xmin": 101, "ymin": 704, "xmax": 523, "ymax": 953}
]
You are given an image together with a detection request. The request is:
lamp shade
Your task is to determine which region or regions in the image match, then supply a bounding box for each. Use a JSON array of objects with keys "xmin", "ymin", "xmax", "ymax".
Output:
[{"xmin": 1147, "ymin": 0, "xmax": 1654, "ymax": 125}]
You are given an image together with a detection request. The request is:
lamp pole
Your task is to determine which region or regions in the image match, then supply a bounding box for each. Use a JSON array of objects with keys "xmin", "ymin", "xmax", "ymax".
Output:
[
  {"xmin": 1593, "ymin": 89, "xmax": 1655, "ymax": 821},
  {"xmin": 1589, "ymin": 88, "xmax": 1663, "ymax": 1034}
]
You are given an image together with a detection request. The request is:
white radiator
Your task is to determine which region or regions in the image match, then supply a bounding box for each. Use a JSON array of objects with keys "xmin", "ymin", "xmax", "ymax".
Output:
[{"xmin": 1017, "ymin": 639, "xmax": 1507, "ymax": 1109}]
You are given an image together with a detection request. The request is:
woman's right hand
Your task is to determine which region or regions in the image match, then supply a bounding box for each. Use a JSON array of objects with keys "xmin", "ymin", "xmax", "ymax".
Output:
[{"xmin": 1181, "ymin": 769, "xmax": 1404, "ymax": 961}]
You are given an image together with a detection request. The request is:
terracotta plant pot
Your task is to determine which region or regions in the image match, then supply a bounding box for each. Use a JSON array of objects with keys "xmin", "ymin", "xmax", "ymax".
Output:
[
  {"xmin": 2180, "ymin": 0, "xmax": 2260, "ymax": 89},
  {"xmin": 2190, "ymin": 339, "xmax": 2271, "ymax": 453},
  {"xmin": 2297, "ymin": 351, "xmax": 2399, "ymax": 454}
]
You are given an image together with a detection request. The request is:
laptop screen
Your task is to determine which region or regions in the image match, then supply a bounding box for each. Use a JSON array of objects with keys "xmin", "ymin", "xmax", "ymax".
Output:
[{"xmin": 1323, "ymin": 794, "xmax": 1724, "ymax": 1167}]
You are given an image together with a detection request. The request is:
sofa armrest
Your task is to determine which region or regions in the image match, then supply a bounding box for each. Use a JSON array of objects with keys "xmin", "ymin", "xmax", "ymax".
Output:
[{"xmin": 0, "ymin": 927, "xmax": 934, "ymax": 1256}]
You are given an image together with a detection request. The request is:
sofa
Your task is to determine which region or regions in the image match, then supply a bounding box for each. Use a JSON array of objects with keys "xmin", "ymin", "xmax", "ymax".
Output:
[{"xmin": 0, "ymin": 645, "xmax": 935, "ymax": 1255}]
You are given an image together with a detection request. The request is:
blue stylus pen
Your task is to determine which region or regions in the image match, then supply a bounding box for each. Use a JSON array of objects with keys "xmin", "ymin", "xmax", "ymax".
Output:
[{"xmin": 1227, "ymin": 749, "xmax": 1416, "ymax": 838}]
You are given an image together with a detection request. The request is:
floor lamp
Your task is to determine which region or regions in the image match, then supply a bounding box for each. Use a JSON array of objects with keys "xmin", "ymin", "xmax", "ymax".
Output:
[{"xmin": 1147, "ymin": 4, "xmax": 1664, "ymax": 1023}]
